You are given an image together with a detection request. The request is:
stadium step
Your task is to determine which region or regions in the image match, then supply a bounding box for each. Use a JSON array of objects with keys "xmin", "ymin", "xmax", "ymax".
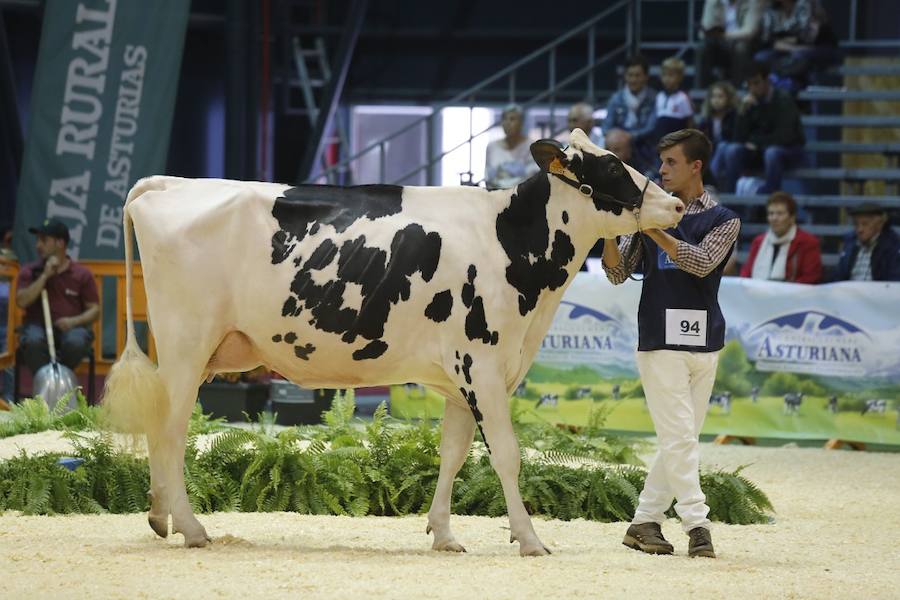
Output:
[
  {"xmin": 804, "ymin": 141, "xmax": 900, "ymax": 155},
  {"xmin": 786, "ymin": 167, "xmax": 900, "ymax": 181},
  {"xmin": 802, "ymin": 115, "xmax": 900, "ymax": 128},
  {"xmin": 718, "ymin": 194, "xmax": 900, "ymax": 208}
]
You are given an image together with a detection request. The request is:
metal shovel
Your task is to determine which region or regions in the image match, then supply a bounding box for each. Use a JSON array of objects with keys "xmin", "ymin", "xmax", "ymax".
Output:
[{"xmin": 32, "ymin": 289, "xmax": 79, "ymax": 411}]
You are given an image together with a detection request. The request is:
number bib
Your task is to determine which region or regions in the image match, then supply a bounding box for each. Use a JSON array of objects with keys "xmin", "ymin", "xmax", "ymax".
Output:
[{"xmin": 665, "ymin": 309, "xmax": 707, "ymax": 346}]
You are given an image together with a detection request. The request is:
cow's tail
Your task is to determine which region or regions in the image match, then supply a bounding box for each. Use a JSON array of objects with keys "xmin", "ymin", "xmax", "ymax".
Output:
[{"xmin": 101, "ymin": 177, "xmax": 169, "ymax": 435}]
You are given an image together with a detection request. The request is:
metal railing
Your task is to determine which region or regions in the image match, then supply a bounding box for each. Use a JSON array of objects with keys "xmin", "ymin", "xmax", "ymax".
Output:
[{"xmin": 305, "ymin": 0, "xmax": 900, "ymax": 186}]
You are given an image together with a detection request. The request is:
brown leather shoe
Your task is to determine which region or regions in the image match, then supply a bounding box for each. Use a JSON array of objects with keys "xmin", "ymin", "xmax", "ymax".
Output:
[
  {"xmin": 688, "ymin": 527, "xmax": 716, "ymax": 558},
  {"xmin": 622, "ymin": 522, "xmax": 674, "ymax": 555}
]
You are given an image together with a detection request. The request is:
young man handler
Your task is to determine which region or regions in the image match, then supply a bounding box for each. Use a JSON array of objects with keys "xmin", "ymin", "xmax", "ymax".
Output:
[{"xmin": 603, "ymin": 129, "xmax": 741, "ymax": 558}]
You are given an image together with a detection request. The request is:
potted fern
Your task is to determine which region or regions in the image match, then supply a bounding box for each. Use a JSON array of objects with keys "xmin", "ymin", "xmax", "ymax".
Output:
[{"xmin": 197, "ymin": 367, "xmax": 270, "ymax": 422}]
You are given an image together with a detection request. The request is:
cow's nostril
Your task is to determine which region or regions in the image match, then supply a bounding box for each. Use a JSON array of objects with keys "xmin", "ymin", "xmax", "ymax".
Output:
[{"xmin": 675, "ymin": 204, "xmax": 684, "ymax": 213}]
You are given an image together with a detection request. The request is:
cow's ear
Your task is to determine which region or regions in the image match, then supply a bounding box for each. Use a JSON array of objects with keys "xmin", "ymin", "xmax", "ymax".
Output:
[{"xmin": 531, "ymin": 139, "xmax": 568, "ymax": 174}]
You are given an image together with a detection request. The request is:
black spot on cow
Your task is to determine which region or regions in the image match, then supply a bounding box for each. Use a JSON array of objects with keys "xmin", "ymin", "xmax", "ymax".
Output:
[
  {"xmin": 294, "ymin": 343, "xmax": 315, "ymax": 360},
  {"xmin": 495, "ymin": 173, "xmax": 576, "ymax": 316},
  {"xmin": 289, "ymin": 223, "xmax": 441, "ymax": 350},
  {"xmin": 562, "ymin": 210, "xmax": 569, "ymax": 224},
  {"xmin": 282, "ymin": 296, "xmax": 301, "ymax": 317},
  {"xmin": 458, "ymin": 386, "xmax": 490, "ymax": 453},
  {"xmin": 284, "ymin": 332, "xmax": 297, "ymax": 344},
  {"xmin": 566, "ymin": 152, "xmax": 642, "ymax": 216},
  {"xmin": 455, "ymin": 350, "xmax": 460, "ymax": 359},
  {"xmin": 270, "ymin": 184, "xmax": 404, "ymax": 265},
  {"xmin": 461, "ymin": 265, "xmax": 476, "ymax": 308},
  {"xmin": 353, "ymin": 340, "xmax": 388, "ymax": 360},
  {"xmin": 272, "ymin": 334, "xmax": 282, "ymax": 343},
  {"xmin": 465, "ymin": 297, "xmax": 499, "ymax": 345},
  {"xmin": 461, "ymin": 353, "xmax": 473, "ymax": 384},
  {"xmin": 454, "ymin": 365, "xmax": 460, "ymax": 374},
  {"xmin": 425, "ymin": 290, "xmax": 453, "ymax": 322}
]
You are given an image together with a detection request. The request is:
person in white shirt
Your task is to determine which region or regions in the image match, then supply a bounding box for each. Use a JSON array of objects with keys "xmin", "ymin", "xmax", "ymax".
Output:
[
  {"xmin": 654, "ymin": 57, "xmax": 695, "ymax": 140},
  {"xmin": 566, "ymin": 102, "xmax": 603, "ymax": 146},
  {"xmin": 484, "ymin": 104, "xmax": 538, "ymax": 190}
]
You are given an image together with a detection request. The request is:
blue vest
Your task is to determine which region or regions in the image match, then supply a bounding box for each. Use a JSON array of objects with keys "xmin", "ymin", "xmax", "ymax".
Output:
[{"xmin": 636, "ymin": 204, "xmax": 738, "ymax": 352}]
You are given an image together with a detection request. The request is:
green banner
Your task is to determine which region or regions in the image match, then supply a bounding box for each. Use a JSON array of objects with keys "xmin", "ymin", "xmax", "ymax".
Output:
[{"xmin": 13, "ymin": 0, "xmax": 190, "ymax": 261}]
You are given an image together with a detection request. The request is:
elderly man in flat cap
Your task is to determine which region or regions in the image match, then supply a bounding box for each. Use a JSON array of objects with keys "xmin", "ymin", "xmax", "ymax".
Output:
[{"xmin": 833, "ymin": 202, "xmax": 900, "ymax": 282}]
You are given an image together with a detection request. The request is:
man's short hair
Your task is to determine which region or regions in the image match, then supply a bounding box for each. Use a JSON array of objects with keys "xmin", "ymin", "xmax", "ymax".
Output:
[
  {"xmin": 767, "ymin": 191, "xmax": 797, "ymax": 217},
  {"xmin": 501, "ymin": 103, "xmax": 523, "ymax": 119},
  {"xmin": 624, "ymin": 54, "xmax": 649, "ymax": 75},
  {"xmin": 661, "ymin": 56, "xmax": 685, "ymax": 74},
  {"xmin": 657, "ymin": 128, "xmax": 712, "ymax": 169},
  {"xmin": 568, "ymin": 102, "xmax": 594, "ymax": 121},
  {"xmin": 745, "ymin": 60, "xmax": 770, "ymax": 81}
]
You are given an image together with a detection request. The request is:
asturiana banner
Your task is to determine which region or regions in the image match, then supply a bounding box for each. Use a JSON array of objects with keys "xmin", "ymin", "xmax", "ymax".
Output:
[{"xmin": 392, "ymin": 276, "xmax": 900, "ymax": 445}]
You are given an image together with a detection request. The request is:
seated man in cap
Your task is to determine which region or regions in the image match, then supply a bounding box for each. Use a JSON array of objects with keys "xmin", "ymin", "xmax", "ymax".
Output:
[
  {"xmin": 15, "ymin": 219, "xmax": 100, "ymax": 376},
  {"xmin": 832, "ymin": 203, "xmax": 900, "ymax": 282}
]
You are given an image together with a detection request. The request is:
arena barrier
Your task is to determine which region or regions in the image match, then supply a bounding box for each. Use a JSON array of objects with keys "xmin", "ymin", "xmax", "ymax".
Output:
[{"xmin": 392, "ymin": 275, "xmax": 900, "ymax": 446}]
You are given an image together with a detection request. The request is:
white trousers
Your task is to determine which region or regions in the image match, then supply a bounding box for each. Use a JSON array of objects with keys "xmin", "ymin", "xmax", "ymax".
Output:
[{"xmin": 632, "ymin": 349, "xmax": 719, "ymax": 532}]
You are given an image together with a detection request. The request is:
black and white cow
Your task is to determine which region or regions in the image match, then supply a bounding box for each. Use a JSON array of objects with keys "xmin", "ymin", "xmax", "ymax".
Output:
[
  {"xmin": 536, "ymin": 393, "xmax": 559, "ymax": 408},
  {"xmin": 861, "ymin": 398, "xmax": 888, "ymax": 416},
  {"xmin": 102, "ymin": 129, "xmax": 683, "ymax": 556},
  {"xmin": 708, "ymin": 391, "xmax": 732, "ymax": 414},
  {"xmin": 575, "ymin": 386, "xmax": 593, "ymax": 399},
  {"xmin": 783, "ymin": 392, "xmax": 804, "ymax": 415}
]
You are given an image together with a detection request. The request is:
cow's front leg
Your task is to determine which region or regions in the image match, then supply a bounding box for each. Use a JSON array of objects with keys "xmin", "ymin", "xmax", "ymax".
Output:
[
  {"xmin": 456, "ymin": 357, "xmax": 550, "ymax": 557},
  {"xmin": 480, "ymin": 404, "xmax": 551, "ymax": 556},
  {"xmin": 427, "ymin": 400, "xmax": 476, "ymax": 552}
]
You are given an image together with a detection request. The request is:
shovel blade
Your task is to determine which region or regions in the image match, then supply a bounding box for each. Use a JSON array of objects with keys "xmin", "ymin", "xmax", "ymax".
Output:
[{"xmin": 33, "ymin": 362, "xmax": 80, "ymax": 412}]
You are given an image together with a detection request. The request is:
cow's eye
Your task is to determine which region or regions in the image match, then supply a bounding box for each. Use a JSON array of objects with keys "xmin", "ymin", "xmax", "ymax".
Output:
[{"xmin": 607, "ymin": 163, "xmax": 623, "ymax": 178}]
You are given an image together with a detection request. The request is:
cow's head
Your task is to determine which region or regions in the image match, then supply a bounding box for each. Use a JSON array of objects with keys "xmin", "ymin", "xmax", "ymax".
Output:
[{"xmin": 531, "ymin": 128, "xmax": 683, "ymax": 236}]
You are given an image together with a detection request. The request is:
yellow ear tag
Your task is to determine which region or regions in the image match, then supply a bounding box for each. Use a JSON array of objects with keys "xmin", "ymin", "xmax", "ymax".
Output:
[{"xmin": 548, "ymin": 157, "xmax": 566, "ymax": 175}]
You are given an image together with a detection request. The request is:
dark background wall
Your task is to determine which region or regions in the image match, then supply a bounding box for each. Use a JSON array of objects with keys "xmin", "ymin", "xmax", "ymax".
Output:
[{"xmin": 2, "ymin": 0, "xmax": 896, "ymax": 204}]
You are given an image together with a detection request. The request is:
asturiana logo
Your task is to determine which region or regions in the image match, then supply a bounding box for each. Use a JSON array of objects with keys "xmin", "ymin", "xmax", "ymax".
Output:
[
  {"xmin": 540, "ymin": 301, "xmax": 619, "ymax": 353},
  {"xmin": 748, "ymin": 310, "xmax": 870, "ymax": 376}
]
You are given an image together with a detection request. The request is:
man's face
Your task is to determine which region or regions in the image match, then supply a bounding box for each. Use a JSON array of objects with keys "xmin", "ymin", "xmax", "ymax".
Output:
[
  {"xmin": 501, "ymin": 111, "xmax": 523, "ymax": 138},
  {"xmin": 605, "ymin": 131, "xmax": 632, "ymax": 163},
  {"xmin": 567, "ymin": 111, "xmax": 593, "ymax": 133},
  {"xmin": 625, "ymin": 65, "xmax": 648, "ymax": 94},
  {"xmin": 35, "ymin": 234, "xmax": 64, "ymax": 259},
  {"xmin": 853, "ymin": 213, "xmax": 886, "ymax": 245},
  {"xmin": 747, "ymin": 74, "xmax": 770, "ymax": 101},
  {"xmin": 658, "ymin": 144, "xmax": 699, "ymax": 194},
  {"xmin": 767, "ymin": 202, "xmax": 795, "ymax": 237}
]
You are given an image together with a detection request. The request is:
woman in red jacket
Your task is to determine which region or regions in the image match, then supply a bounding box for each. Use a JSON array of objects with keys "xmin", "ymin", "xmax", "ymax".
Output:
[{"xmin": 740, "ymin": 191, "xmax": 823, "ymax": 283}]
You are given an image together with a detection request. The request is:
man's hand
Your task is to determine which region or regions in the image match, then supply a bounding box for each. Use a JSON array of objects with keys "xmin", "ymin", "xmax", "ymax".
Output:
[
  {"xmin": 741, "ymin": 93, "xmax": 757, "ymax": 111},
  {"xmin": 744, "ymin": 142, "xmax": 758, "ymax": 152},
  {"xmin": 55, "ymin": 316, "xmax": 77, "ymax": 332},
  {"xmin": 43, "ymin": 255, "xmax": 61, "ymax": 277}
]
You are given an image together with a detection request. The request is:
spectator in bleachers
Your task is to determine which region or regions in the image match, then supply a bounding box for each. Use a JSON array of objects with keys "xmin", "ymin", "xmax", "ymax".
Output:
[
  {"xmin": 697, "ymin": 0, "xmax": 764, "ymax": 87},
  {"xmin": 696, "ymin": 81, "xmax": 738, "ymax": 186},
  {"xmin": 832, "ymin": 203, "xmax": 900, "ymax": 282},
  {"xmin": 715, "ymin": 61, "xmax": 805, "ymax": 194},
  {"xmin": 755, "ymin": 0, "xmax": 838, "ymax": 89},
  {"xmin": 740, "ymin": 191, "xmax": 822, "ymax": 283},
  {"xmin": 484, "ymin": 104, "xmax": 538, "ymax": 190},
  {"xmin": 602, "ymin": 54, "xmax": 657, "ymax": 176},
  {"xmin": 566, "ymin": 102, "xmax": 603, "ymax": 146},
  {"xmin": 653, "ymin": 57, "xmax": 694, "ymax": 140}
]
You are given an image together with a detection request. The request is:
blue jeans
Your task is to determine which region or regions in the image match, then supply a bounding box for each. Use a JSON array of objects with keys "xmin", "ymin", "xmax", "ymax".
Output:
[
  {"xmin": 718, "ymin": 142, "xmax": 805, "ymax": 193},
  {"xmin": 19, "ymin": 323, "xmax": 94, "ymax": 374}
]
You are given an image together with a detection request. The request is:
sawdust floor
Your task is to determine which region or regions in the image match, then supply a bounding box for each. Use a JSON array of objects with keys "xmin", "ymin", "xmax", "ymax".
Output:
[{"xmin": 0, "ymin": 435, "xmax": 898, "ymax": 600}]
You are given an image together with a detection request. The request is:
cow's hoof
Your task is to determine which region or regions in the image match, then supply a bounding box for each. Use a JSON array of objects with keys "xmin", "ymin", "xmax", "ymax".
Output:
[
  {"xmin": 519, "ymin": 543, "xmax": 552, "ymax": 557},
  {"xmin": 173, "ymin": 517, "xmax": 210, "ymax": 548},
  {"xmin": 183, "ymin": 532, "xmax": 212, "ymax": 548},
  {"xmin": 432, "ymin": 539, "xmax": 466, "ymax": 553},
  {"xmin": 148, "ymin": 513, "xmax": 169, "ymax": 538}
]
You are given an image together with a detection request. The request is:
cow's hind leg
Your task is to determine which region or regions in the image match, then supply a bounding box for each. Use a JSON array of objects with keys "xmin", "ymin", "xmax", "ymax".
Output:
[
  {"xmin": 147, "ymin": 364, "xmax": 211, "ymax": 547},
  {"xmin": 427, "ymin": 400, "xmax": 475, "ymax": 552}
]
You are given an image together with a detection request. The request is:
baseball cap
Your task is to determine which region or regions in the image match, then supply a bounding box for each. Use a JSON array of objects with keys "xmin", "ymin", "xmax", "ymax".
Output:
[
  {"xmin": 847, "ymin": 202, "xmax": 887, "ymax": 216},
  {"xmin": 28, "ymin": 218, "xmax": 70, "ymax": 243}
]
